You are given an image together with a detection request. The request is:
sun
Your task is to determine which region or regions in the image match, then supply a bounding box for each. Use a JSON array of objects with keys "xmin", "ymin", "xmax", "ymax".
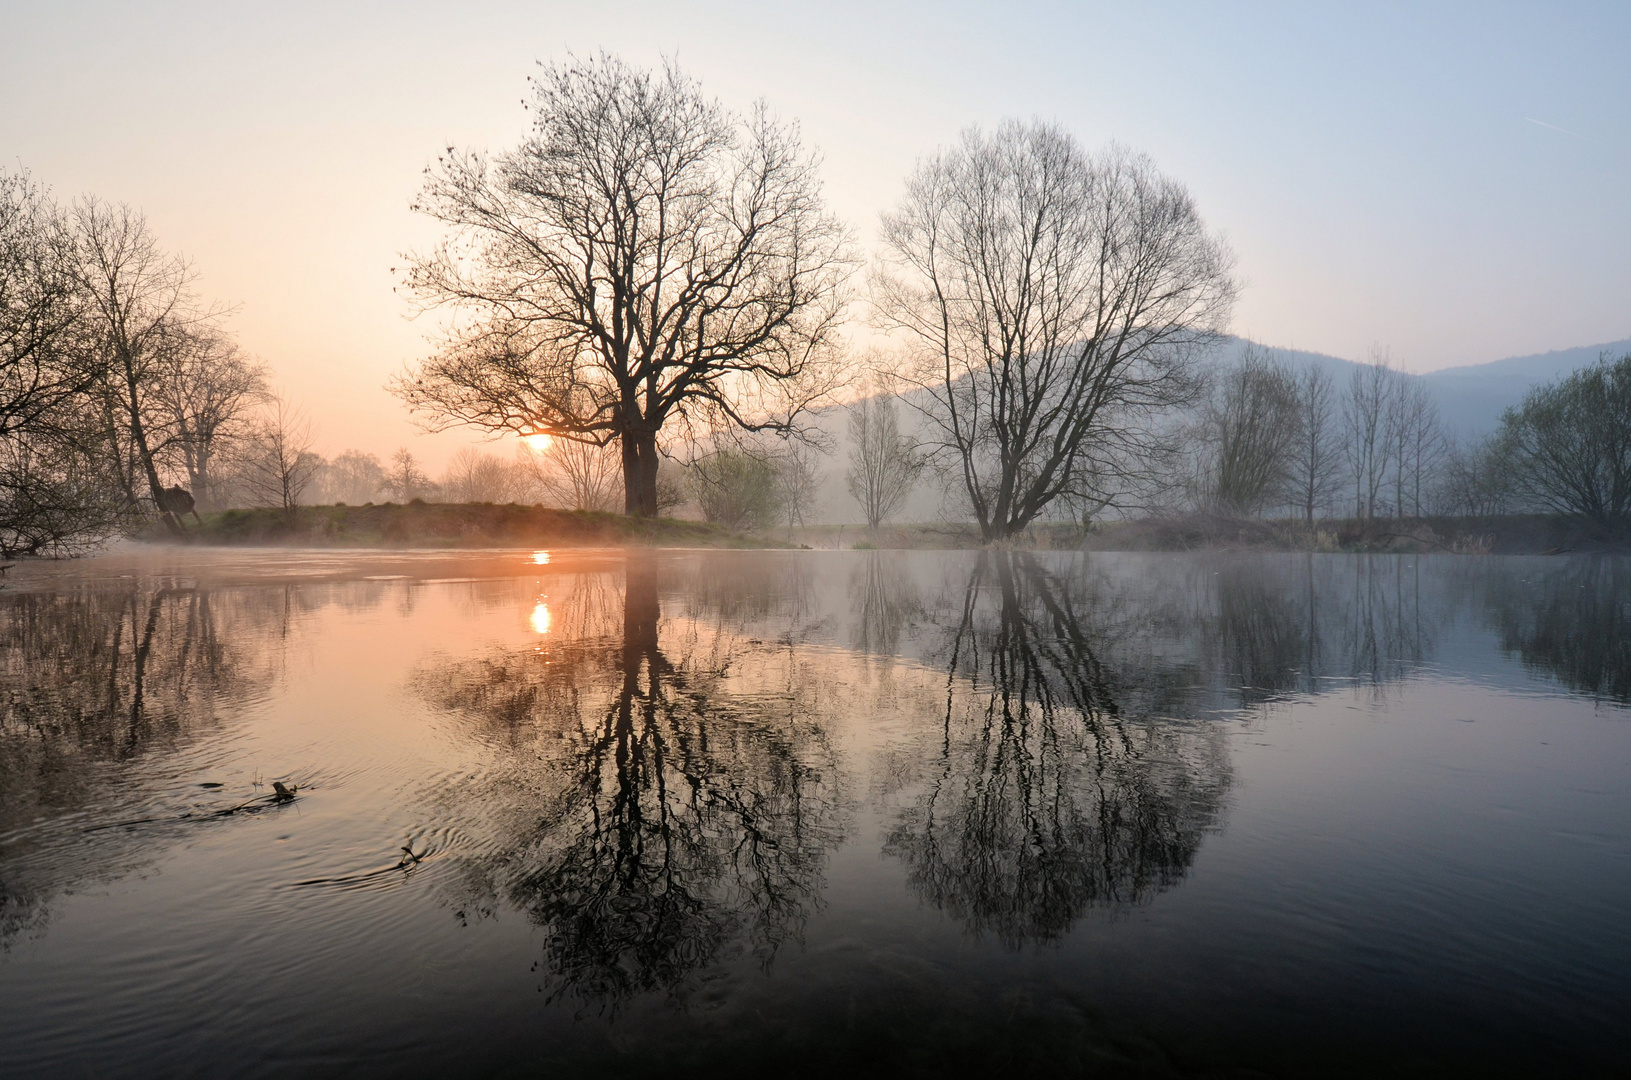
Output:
[{"xmin": 523, "ymin": 432, "xmax": 553, "ymax": 452}]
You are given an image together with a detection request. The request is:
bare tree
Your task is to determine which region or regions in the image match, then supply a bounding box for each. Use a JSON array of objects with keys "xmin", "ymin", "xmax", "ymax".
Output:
[
  {"xmin": 1198, "ymin": 347, "xmax": 1300, "ymax": 516},
  {"xmin": 393, "ymin": 54, "xmax": 852, "ymax": 517},
  {"xmin": 1343, "ymin": 352, "xmax": 1399, "ymax": 521},
  {"xmin": 776, "ymin": 438, "xmax": 824, "ymax": 530},
  {"xmin": 519, "ymin": 437, "xmax": 622, "ymax": 512},
  {"xmin": 1287, "ymin": 364, "xmax": 1342, "ymax": 524},
  {"xmin": 382, "ymin": 448, "xmax": 435, "ymax": 502},
  {"xmin": 150, "ymin": 325, "xmax": 267, "ymax": 509},
  {"xmin": 874, "ymin": 123, "xmax": 1235, "ymax": 540},
  {"xmin": 317, "ymin": 449, "xmax": 386, "ymax": 504},
  {"xmin": 70, "ymin": 198, "xmax": 204, "ymax": 536},
  {"xmin": 1437, "ymin": 434, "xmax": 1514, "ymax": 517},
  {"xmin": 1, "ymin": 170, "xmax": 126, "ymax": 553},
  {"xmin": 846, "ymin": 392, "xmax": 923, "ymax": 528},
  {"xmin": 441, "ymin": 446, "xmax": 526, "ymax": 503},
  {"xmin": 238, "ymin": 394, "xmax": 319, "ymax": 517},
  {"xmin": 1, "ymin": 169, "xmax": 91, "ymax": 440},
  {"xmin": 1390, "ymin": 377, "xmax": 1445, "ymax": 518}
]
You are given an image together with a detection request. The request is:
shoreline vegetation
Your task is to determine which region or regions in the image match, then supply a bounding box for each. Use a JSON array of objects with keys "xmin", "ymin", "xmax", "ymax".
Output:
[
  {"xmin": 116, "ymin": 501, "xmax": 1631, "ymax": 556},
  {"xmin": 138, "ymin": 502, "xmax": 784, "ymax": 549}
]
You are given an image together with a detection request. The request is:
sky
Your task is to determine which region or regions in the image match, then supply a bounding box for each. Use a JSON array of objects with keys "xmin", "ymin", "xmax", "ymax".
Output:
[{"xmin": 2, "ymin": 0, "xmax": 1628, "ymax": 468}]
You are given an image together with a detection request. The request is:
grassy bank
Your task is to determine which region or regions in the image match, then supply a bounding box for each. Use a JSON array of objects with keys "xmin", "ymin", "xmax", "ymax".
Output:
[{"xmin": 156, "ymin": 502, "xmax": 786, "ymax": 548}]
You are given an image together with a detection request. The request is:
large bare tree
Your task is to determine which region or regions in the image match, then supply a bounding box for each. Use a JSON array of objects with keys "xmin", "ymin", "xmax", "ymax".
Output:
[
  {"xmin": 70, "ymin": 198, "xmax": 202, "ymax": 536},
  {"xmin": 874, "ymin": 123, "xmax": 1235, "ymax": 540},
  {"xmin": 394, "ymin": 54, "xmax": 852, "ymax": 517},
  {"xmin": 1, "ymin": 171, "xmax": 123, "ymax": 554}
]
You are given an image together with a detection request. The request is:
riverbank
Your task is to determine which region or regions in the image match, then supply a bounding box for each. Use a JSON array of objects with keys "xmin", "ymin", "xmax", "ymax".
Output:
[
  {"xmin": 790, "ymin": 514, "xmax": 1630, "ymax": 555},
  {"xmin": 132, "ymin": 504, "xmax": 1627, "ymax": 555},
  {"xmin": 1081, "ymin": 513, "xmax": 1630, "ymax": 555},
  {"xmin": 152, "ymin": 502, "xmax": 786, "ymax": 549}
]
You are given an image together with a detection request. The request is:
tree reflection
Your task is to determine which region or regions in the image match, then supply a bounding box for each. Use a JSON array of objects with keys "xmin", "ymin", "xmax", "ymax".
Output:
[
  {"xmin": 0, "ymin": 583, "xmax": 275, "ymax": 946},
  {"xmin": 420, "ymin": 557, "xmax": 845, "ymax": 1008},
  {"xmin": 1485, "ymin": 557, "xmax": 1631, "ymax": 704},
  {"xmin": 1180, "ymin": 554, "xmax": 1443, "ymax": 705},
  {"xmin": 885, "ymin": 552, "xmax": 1231, "ymax": 948},
  {"xmin": 849, "ymin": 551, "xmax": 922, "ymax": 655}
]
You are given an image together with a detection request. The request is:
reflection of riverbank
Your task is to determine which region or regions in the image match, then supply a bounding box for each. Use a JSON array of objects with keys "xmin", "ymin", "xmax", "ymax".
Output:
[
  {"xmin": 0, "ymin": 583, "xmax": 289, "ymax": 946},
  {"xmin": 785, "ymin": 514, "xmax": 1631, "ymax": 555}
]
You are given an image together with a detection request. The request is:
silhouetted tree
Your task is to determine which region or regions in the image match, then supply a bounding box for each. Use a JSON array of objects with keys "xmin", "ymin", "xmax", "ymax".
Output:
[
  {"xmin": 875, "ymin": 123, "xmax": 1235, "ymax": 539},
  {"xmin": 1497, "ymin": 353, "xmax": 1631, "ymax": 527},
  {"xmin": 394, "ymin": 54, "xmax": 852, "ymax": 517}
]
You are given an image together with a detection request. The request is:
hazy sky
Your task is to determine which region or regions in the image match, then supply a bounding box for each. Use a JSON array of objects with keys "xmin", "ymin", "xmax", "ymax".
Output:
[{"xmin": 3, "ymin": 1, "xmax": 1627, "ymax": 466}]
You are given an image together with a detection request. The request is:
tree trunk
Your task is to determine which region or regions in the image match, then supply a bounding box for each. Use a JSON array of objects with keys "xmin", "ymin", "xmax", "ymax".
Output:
[
  {"xmin": 620, "ymin": 429, "xmax": 660, "ymax": 517},
  {"xmin": 123, "ymin": 365, "xmax": 185, "ymax": 538}
]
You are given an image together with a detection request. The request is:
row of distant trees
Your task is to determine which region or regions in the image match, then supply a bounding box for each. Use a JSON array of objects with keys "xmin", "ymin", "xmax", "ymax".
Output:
[
  {"xmin": 1193, "ymin": 347, "xmax": 1445, "ymax": 523},
  {"xmin": 1186, "ymin": 346, "xmax": 1631, "ymax": 529},
  {"xmin": 0, "ymin": 168, "xmax": 329, "ymax": 555},
  {"xmin": 0, "ymin": 165, "xmax": 693, "ymax": 555}
]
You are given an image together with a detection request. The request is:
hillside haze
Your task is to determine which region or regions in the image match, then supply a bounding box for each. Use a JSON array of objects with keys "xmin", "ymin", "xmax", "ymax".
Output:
[{"xmin": 799, "ymin": 335, "xmax": 1631, "ymax": 525}]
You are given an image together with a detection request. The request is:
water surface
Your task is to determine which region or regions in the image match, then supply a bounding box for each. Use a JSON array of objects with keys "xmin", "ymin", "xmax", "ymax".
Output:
[{"xmin": 1, "ymin": 549, "xmax": 1627, "ymax": 1077}]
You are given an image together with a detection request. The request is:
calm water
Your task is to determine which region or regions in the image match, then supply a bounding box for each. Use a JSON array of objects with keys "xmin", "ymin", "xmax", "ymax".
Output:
[{"xmin": 1, "ymin": 548, "xmax": 1628, "ymax": 1078}]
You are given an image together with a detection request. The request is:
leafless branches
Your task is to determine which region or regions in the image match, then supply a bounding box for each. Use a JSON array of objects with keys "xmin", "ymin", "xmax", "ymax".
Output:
[
  {"xmin": 235, "ymin": 394, "xmax": 319, "ymax": 517},
  {"xmin": 1197, "ymin": 347, "xmax": 1300, "ymax": 516},
  {"xmin": 394, "ymin": 54, "xmax": 853, "ymax": 516},
  {"xmin": 874, "ymin": 123, "xmax": 1236, "ymax": 540},
  {"xmin": 149, "ymin": 325, "xmax": 267, "ymax": 510},
  {"xmin": 846, "ymin": 392, "xmax": 923, "ymax": 528},
  {"xmin": 1288, "ymin": 365, "xmax": 1342, "ymax": 523},
  {"xmin": 518, "ymin": 438, "xmax": 622, "ymax": 512}
]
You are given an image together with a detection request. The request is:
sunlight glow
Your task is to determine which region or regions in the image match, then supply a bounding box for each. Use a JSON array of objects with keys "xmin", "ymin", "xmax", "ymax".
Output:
[
  {"xmin": 532, "ymin": 551, "xmax": 550, "ymax": 565},
  {"xmin": 529, "ymin": 601, "xmax": 552, "ymax": 635},
  {"xmin": 524, "ymin": 433, "xmax": 553, "ymax": 453}
]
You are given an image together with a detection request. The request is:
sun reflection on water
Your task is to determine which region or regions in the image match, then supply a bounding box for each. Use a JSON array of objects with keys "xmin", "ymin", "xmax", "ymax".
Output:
[
  {"xmin": 532, "ymin": 551, "xmax": 550, "ymax": 565},
  {"xmin": 529, "ymin": 601, "xmax": 552, "ymax": 635}
]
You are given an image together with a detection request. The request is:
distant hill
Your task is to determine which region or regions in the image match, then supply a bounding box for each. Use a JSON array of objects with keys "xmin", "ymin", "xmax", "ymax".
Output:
[
  {"xmin": 1209, "ymin": 336, "xmax": 1631, "ymax": 436},
  {"xmin": 1420, "ymin": 340, "xmax": 1631, "ymax": 435},
  {"xmin": 796, "ymin": 334, "xmax": 1631, "ymax": 524}
]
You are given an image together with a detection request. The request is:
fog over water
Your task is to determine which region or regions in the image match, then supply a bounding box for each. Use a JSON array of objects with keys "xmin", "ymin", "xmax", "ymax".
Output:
[{"xmin": 1, "ymin": 549, "xmax": 1627, "ymax": 1076}]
